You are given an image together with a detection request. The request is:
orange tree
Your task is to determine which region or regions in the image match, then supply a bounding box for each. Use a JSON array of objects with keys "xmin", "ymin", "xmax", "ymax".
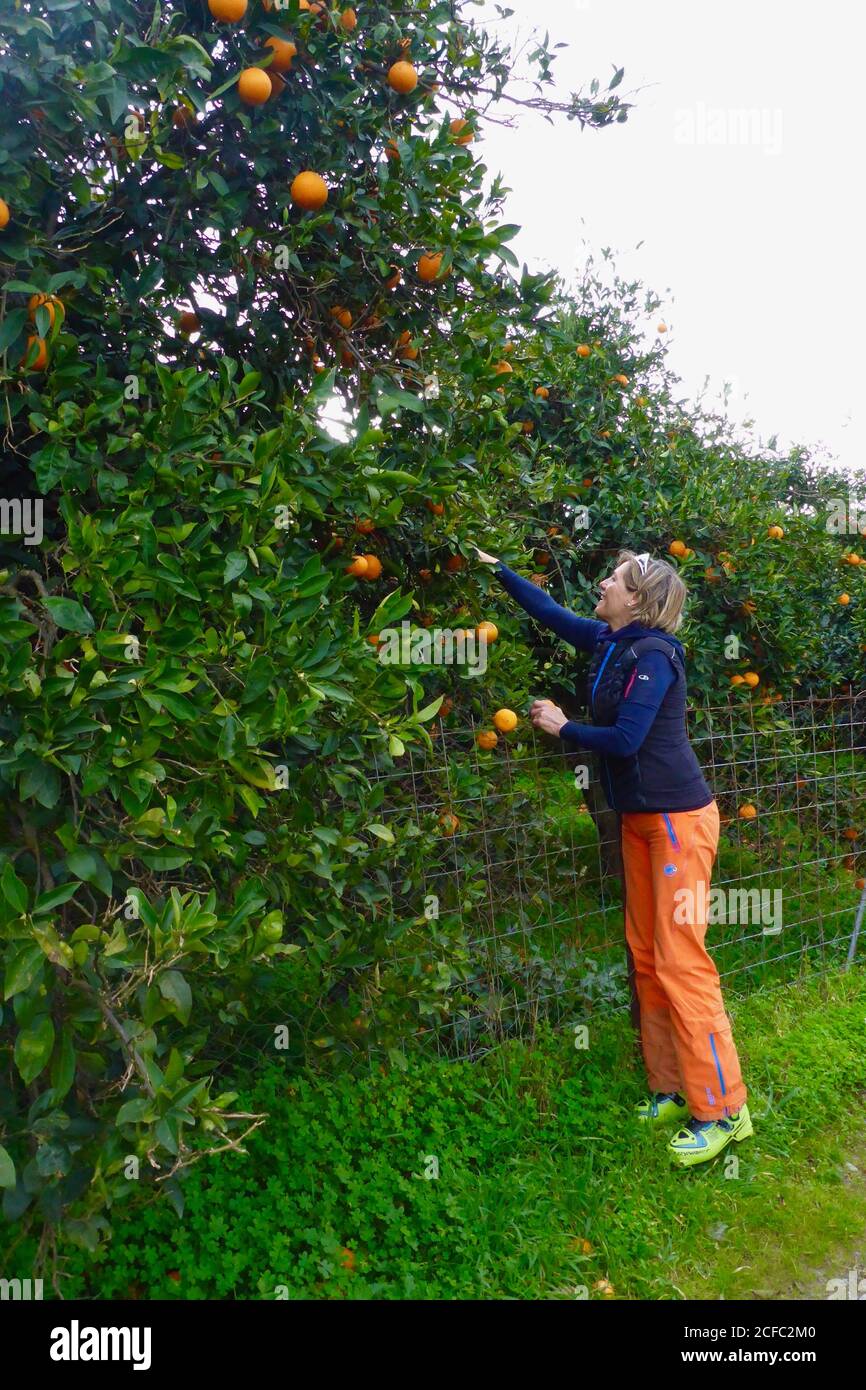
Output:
[{"xmin": 0, "ymin": 0, "xmax": 633, "ymax": 1248}]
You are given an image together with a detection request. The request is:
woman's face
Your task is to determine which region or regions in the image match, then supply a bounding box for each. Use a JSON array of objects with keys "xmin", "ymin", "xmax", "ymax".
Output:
[{"xmin": 595, "ymin": 562, "xmax": 637, "ymax": 627}]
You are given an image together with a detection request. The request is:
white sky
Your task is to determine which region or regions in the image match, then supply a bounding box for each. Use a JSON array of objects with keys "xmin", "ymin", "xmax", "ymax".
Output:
[{"xmin": 470, "ymin": 0, "xmax": 865, "ymax": 478}]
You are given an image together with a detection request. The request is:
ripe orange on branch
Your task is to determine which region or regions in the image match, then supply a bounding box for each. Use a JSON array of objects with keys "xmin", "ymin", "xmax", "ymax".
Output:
[
  {"xmin": 340, "ymin": 8, "xmax": 357, "ymax": 32},
  {"xmin": 0, "ymin": 198, "xmax": 10, "ymax": 229},
  {"xmin": 291, "ymin": 171, "xmax": 329, "ymax": 210},
  {"xmin": 389, "ymin": 61, "xmax": 418, "ymax": 94},
  {"xmin": 493, "ymin": 708, "xmax": 518, "ymax": 733},
  {"xmin": 346, "ymin": 556, "xmax": 369, "ymax": 577},
  {"xmin": 668, "ymin": 540, "xmax": 687, "ymax": 558},
  {"xmin": 238, "ymin": 67, "xmax": 273, "ymax": 105},
  {"xmin": 477, "ymin": 730, "xmax": 498, "ymax": 750},
  {"xmin": 362, "ymin": 555, "xmax": 382, "ymax": 580},
  {"xmin": 208, "ymin": 0, "xmax": 247, "ymax": 21},
  {"xmin": 418, "ymin": 251, "xmax": 446, "ymax": 282},
  {"xmin": 264, "ymin": 37, "xmax": 297, "ymax": 72},
  {"xmin": 450, "ymin": 118, "xmax": 473, "ymax": 145},
  {"xmin": 20, "ymin": 336, "xmax": 48, "ymax": 372},
  {"xmin": 767, "ymin": 525, "xmax": 784, "ymax": 539},
  {"xmin": 534, "ymin": 386, "xmax": 549, "ymax": 399},
  {"xmin": 743, "ymin": 671, "xmax": 760, "ymax": 687},
  {"xmin": 576, "ymin": 344, "xmax": 591, "ymax": 358},
  {"xmin": 177, "ymin": 310, "xmax": 200, "ymax": 334},
  {"xmin": 28, "ymin": 293, "xmax": 63, "ymax": 328},
  {"xmin": 476, "ymin": 621, "xmax": 498, "ymax": 643},
  {"xmin": 738, "ymin": 804, "xmax": 757, "ymax": 820}
]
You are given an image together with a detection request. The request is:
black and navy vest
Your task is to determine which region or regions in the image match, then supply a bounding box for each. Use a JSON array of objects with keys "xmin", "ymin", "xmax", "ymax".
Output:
[{"xmin": 586, "ymin": 631, "xmax": 713, "ymax": 814}]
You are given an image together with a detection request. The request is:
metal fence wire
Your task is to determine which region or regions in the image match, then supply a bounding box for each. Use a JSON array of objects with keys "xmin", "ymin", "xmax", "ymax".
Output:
[{"xmin": 368, "ymin": 688, "xmax": 866, "ymax": 1060}]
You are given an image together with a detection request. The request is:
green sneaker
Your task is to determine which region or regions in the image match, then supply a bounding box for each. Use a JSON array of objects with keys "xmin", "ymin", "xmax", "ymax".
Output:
[
  {"xmin": 635, "ymin": 1091, "xmax": 690, "ymax": 1124},
  {"xmin": 668, "ymin": 1104, "xmax": 753, "ymax": 1167}
]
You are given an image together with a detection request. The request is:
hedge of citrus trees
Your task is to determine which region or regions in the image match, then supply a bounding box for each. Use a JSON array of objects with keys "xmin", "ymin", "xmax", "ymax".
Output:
[{"xmin": 0, "ymin": 0, "xmax": 863, "ymax": 1255}]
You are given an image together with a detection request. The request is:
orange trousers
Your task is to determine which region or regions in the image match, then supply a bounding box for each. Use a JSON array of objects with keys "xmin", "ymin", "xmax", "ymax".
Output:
[{"xmin": 621, "ymin": 800, "xmax": 747, "ymax": 1122}]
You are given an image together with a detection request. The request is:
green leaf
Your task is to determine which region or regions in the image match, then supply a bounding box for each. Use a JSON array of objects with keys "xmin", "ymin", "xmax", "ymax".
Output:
[
  {"xmin": 1, "ymin": 862, "xmax": 29, "ymax": 915},
  {"xmin": 66, "ymin": 848, "xmax": 113, "ymax": 898},
  {"xmin": 0, "ymin": 1145, "xmax": 15, "ymax": 1190},
  {"xmin": 50, "ymin": 1029, "xmax": 76, "ymax": 1103},
  {"xmin": 14, "ymin": 1014, "xmax": 55, "ymax": 1085},
  {"xmin": 34, "ymin": 882, "xmax": 80, "ymax": 914},
  {"xmin": 4, "ymin": 944, "xmax": 44, "ymax": 1000},
  {"xmin": 158, "ymin": 970, "xmax": 191, "ymax": 1025},
  {"xmin": 44, "ymin": 597, "xmax": 95, "ymax": 633},
  {"xmin": 116, "ymin": 1097, "xmax": 153, "ymax": 1126},
  {"xmin": 224, "ymin": 551, "xmax": 248, "ymax": 583},
  {"xmin": 367, "ymin": 823, "xmax": 395, "ymax": 843}
]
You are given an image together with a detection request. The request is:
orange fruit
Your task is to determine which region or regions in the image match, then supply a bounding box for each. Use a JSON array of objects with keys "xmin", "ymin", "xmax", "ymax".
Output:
[
  {"xmin": 534, "ymin": 386, "xmax": 549, "ymax": 399},
  {"xmin": 522, "ymin": 420, "xmax": 534, "ymax": 433},
  {"xmin": 493, "ymin": 360, "xmax": 513, "ymax": 375},
  {"xmin": 238, "ymin": 67, "xmax": 272, "ymax": 105},
  {"xmin": 362, "ymin": 554, "xmax": 382, "ymax": 580},
  {"xmin": 657, "ymin": 322, "xmax": 668, "ymax": 332},
  {"xmin": 477, "ymin": 730, "xmax": 498, "ymax": 750},
  {"xmin": 172, "ymin": 103, "xmax": 195, "ymax": 129},
  {"xmin": 843, "ymin": 828, "xmax": 859, "ymax": 841},
  {"xmin": 847, "ymin": 553, "xmax": 861, "ymax": 565},
  {"xmin": 354, "ymin": 518, "xmax": 375, "ymax": 534},
  {"xmin": 439, "ymin": 697, "xmax": 453, "ymax": 716},
  {"xmin": 208, "ymin": 0, "xmax": 247, "ymax": 20},
  {"xmin": 534, "ymin": 550, "xmax": 549, "ymax": 566},
  {"xmin": 367, "ymin": 633, "xmax": 381, "ymax": 646},
  {"xmin": 264, "ymin": 36, "xmax": 297, "ymax": 72},
  {"xmin": 705, "ymin": 567, "xmax": 720, "ymax": 583},
  {"xmin": 28, "ymin": 293, "xmax": 63, "ymax": 329},
  {"xmin": 613, "ymin": 373, "xmax": 629, "ymax": 386},
  {"xmin": 738, "ymin": 804, "xmax": 757, "ymax": 820},
  {"xmin": 340, "ymin": 8, "xmax": 357, "ymax": 32},
  {"xmin": 476, "ymin": 621, "xmax": 498, "ymax": 643},
  {"xmin": 385, "ymin": 139, "xmax": 400, "ymax": 163},
  {"xmin": 340, "ymin": 347, "xmax": 355, "ymax": 368},
  {"xmin": 767, "ymin": 524, "xmax": 784, "ymax": 539},
  {"xmin": 493, "ymin": 708, "xmax": 517, "ymax": 733},
  {"xmin": 426, "ymin": 500, "xmax": 444, "ymax": 516},
  {"xmin": 743, "ymin": 672, "xmax": 760, "ymax": 687},
  {"xmin": 418, "ymin": 251, "xmax": 445, "ymax": 282},
  {"xmin": 445, "ymin": 554, "xmax": 465, "ymax": 573},
  {"xmin": 576, "ymin": 344, "xmax": 591, "ymax": 358},
  {"xmin": 384, "ymin": 269, "xmax": 402, "ymax": 289},
  {"xmin": 340, "ymin": 1247, "xmax": 356, "ymax": 1271},
  {"xmin": 729, "ymin": 674, "xmax": 745, "ymax": 686},
  {"xmin": 636, "ymin": 395, "xmax": 649, "ymax": 407},
  {"xmin": 838, "ymin": 593, "xmax": 851, "ymax": 605},
  {"xmin": 177, "ymin": 310, "xmax": 200, "ymax": 335},
  {"xmin": 668, "ymin": 540, "xmax": 687, "ymax": 558},
  {"xmin": 346, "ymin": 556, "xmax": 369, "ymax": 577},
  {"xmin": 740, "ymin": 600, "xmax": 757, "ymax": 616},
  {"xmin": 599, "ymin": 429, "xmax": 611, "ymax": 439},
  {"xmin": 438, "ymin": 811, "xmax": 459, "ymax": 835},
  {"xmin": 396, "ymin": 329, "xmax": 412, "ymax": 347},
  {"xmin": 450, "ymin": 118, "xmax": 473, "ymax": 145},
  {"xmin": 291, "ymin": 171, "xmax": 329, "ymax": 210},
  {"xmin": 418, "ymin": 568, "xmax": 432, "ymax": 583},
  {"xmin": 0, "ymin": 198, "xmax": 10, "ymax": 229},
  {"xmin": 20, "ymin": 335, "xmax": 47, "ymax": 372},
  {"xmin": 331, "ymin": 306, "xmax": 353, "ymax": 329},
  {"xmin": 388, "ymin": 60, "xmax": 418, "ymax": 94},
  {"xmin": 855, "ymin": 877, "xmax": 866, "ymax": 890}
]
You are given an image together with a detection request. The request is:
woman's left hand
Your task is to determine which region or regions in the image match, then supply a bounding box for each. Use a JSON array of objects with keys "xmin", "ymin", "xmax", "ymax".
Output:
[{"xmin": 529, "ymin": 698, "xmax": 568, "ymax": 736}]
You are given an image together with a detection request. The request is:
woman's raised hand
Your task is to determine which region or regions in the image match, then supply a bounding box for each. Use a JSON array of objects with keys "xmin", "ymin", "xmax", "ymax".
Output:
[{"xmin": 473, "ymin": 545, "xmax": 500, "ymax": 566}]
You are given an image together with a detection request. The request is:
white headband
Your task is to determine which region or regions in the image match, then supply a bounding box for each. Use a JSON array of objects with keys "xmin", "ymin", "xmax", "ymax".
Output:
[{"xmin": 634, "ymin": 552, "xmax": 651, "ymax": 576}]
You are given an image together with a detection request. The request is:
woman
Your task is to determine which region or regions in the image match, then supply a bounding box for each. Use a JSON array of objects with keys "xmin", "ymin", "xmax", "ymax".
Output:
[{"xmin": 474, "ymin": 545, "xmax": 752, "ymax": 1167}]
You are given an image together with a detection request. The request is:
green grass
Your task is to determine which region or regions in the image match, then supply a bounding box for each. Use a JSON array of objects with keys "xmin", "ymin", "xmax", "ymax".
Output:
[{"xmin": 43, "ymin": 965, "xmax": 866, "ymax": 1301}]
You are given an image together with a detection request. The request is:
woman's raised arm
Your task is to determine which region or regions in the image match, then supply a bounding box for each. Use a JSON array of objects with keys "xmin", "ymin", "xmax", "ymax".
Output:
[{"xmin": 474, "ymin": 548, "xmax": 605, "ymax": 653}]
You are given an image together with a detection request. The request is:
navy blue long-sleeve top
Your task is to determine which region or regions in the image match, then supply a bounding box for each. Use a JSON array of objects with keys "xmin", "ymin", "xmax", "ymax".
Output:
[{"xmin": 492, "ymin": 561, "xmax": 676, "ymax": 757}]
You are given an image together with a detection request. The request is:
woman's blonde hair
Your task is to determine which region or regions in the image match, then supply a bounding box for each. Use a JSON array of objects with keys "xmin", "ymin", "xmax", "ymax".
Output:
[{"xmin": 616, "ymin": 550, "xmax": 686, "ymax": 633}]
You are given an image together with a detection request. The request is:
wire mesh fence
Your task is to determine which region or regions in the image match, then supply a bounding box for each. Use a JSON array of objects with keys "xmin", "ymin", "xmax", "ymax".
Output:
[{"xmin": 367, "ymin": 687, "xmax": 866, "ymax": 1061}]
